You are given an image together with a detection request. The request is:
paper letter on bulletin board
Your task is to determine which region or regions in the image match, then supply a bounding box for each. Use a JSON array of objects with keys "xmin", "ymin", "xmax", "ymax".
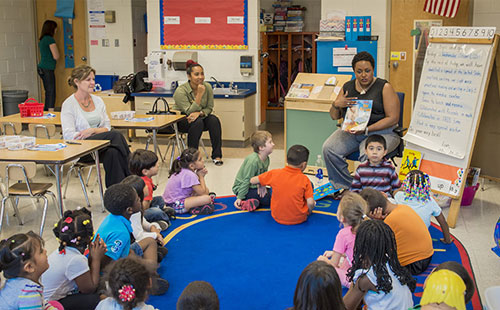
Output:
[{"xmin": 160, "ymin": 0, "xmax": 248, "ymax": 50}]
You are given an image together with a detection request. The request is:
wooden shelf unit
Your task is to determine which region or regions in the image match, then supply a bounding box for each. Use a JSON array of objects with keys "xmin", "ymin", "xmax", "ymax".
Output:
[{"xmin": 260, "ymin": 32, "xmax": 317, "ymax": 122}]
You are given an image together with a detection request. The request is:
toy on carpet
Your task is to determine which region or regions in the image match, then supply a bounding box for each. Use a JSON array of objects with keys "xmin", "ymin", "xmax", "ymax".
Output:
[{"xmin": 313, "ymin": 182, "xmax": 338, "ymax": 201}]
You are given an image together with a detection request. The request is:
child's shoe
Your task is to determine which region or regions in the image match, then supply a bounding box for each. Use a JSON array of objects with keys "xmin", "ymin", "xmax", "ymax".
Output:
[
  {"xmin": 155, "ymin": 220, "xmax": 170, "ymax": 231},
  {"xmin": 190, "ymin": 203, "xmax": 215, "ymax": 215},
  {"xmin": 162, "ymin": 206, "xmax": 176, "ymax": 220},
  {"xmin": 157, "ymin": 246, "xmax": 168, "ymax": 263},
  {"xmin": 209, "ymin": 192, "xmax": 217, "ymax": 203},
  {"xmin": 240, "ymin": 199, "xmax": 259, "ymax": 212},
  {"xmin": 151, "ymin": 277, "xmax": 169, "ymax": 295}
]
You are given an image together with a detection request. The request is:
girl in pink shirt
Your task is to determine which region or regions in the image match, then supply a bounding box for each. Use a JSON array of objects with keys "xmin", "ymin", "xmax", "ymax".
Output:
[
  {"xmin": 317, "ymin": 192, "xmax": 367, "ymax": 287},
  {"xmin": 162, "ymin": 148, "xmax": 214, "ymax": 215}
]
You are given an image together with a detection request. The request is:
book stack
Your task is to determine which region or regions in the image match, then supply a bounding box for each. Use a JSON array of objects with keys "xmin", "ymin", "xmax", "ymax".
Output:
[
  {"xmin": 285, "ymin": 7, "xmax": 304, "ymax": 32},
  {"xmin": 272, "ymin": 0, "xmax": 292, "ymax": 32}
]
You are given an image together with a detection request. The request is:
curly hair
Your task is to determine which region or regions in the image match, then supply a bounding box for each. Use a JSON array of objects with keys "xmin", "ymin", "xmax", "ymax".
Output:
[
  {"xmin": 104, "ymin": 183, "xmax": 138, "ymax": 215},
  {"xmin": 53, "ymin": 208, "xmax": 93, "ymax": 254},
  {"xmin": 177, "ymin": 281, "xmax": 220, "ymax": 310},
  {"xmin": 121, "ymin": 175, "xmax": 146, "ymax": 202},
  {"xmin": 169, "ymin": 148, "xmax": 200, "ymax": 177},
  {"xmin": 0, "ymin": 231, "xmax": 44, "ymax": 280},
  {"xmin": 106, "ymin": 257, "xmax": 153, "ymax": 310},
  {"xmin": 351, "ymin": 51, "xmax": 375, "ymax": 70},
  {"xmin": 347, "ymin": 220, "xmax": 416, "ymax": 293}
]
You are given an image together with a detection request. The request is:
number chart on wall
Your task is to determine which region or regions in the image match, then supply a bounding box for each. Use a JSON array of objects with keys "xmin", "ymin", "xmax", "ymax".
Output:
[{"xmin": 160, "ymin": 0, "xmax": 248, "ymax": 50}]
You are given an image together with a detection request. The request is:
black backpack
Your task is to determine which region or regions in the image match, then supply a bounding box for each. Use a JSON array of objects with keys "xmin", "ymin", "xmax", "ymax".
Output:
[{"xmin": 122, "ymin": 71, "xmax": 153, "ymax": 103}]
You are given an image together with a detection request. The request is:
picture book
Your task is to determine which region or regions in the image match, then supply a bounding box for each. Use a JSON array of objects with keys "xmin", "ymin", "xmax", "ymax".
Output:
[
  {"xmin": 286, "ymin": 83, "xmax": 315, "ymax": 98},
  {"xmin": 341, "ymin": 99, "xmax": 372, "ymax": 132},
  {"xmin": 398, "ymin": 148, "xmax": 423, "ymax": 181}
]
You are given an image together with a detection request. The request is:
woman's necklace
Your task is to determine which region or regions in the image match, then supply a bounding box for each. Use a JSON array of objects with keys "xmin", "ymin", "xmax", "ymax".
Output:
[
  {"xmin": 77, "ymin": 95, "xmax": 92, "ymax": 108},
  {"xmin": 356, "ymin": 78, "xmax": 377, "ymax": 95}
]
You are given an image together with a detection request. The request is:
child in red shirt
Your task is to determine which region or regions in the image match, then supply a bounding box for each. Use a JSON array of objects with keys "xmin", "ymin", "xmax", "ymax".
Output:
[{"xmin": 251, "ymin": 145, "xmax": 315, "ymax": 225}]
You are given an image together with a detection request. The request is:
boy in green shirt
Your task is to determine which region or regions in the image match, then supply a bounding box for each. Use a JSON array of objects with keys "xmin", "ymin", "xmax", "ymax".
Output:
[{"xmin": 233, "ymin": 131, "xmax": 274, "ymax": 211}]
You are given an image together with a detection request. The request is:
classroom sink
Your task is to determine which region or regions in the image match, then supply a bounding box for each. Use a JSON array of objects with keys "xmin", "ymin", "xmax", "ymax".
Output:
[{"xmin": 212, "ymin": 88, "xmax": 249, "ymax": 95}]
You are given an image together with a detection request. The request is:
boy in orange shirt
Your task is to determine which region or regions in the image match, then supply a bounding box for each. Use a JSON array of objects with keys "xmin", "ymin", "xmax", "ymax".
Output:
[
  {"xmin": 360, "ymin": 188, "xmax": 434, "ymax": 275},
  {"xmin": 250, "ymin": 145, "xmax": 315, "ymax": 225}
]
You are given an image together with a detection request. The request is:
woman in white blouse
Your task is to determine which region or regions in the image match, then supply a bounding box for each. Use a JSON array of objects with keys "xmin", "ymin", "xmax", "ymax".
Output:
[{"xmin": 61, "ymin": 65, "xmax": 131, "ymax": 187}]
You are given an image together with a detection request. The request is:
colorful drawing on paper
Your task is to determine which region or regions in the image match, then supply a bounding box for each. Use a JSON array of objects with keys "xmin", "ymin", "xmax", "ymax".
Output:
[
  {"xmin": 313, "ymin": 183, "xmax": 338, "ymax": 201},
  {"xmin": 160, "ymin": 0, "xmax": 248, "ymax": 50},
  {"xmin": 399, "ymin": 149, "xmax": 422, "ymax": 181},
  {"xmin": 419, "ymin": 159, "xmax": 465, "ymax": 197}
]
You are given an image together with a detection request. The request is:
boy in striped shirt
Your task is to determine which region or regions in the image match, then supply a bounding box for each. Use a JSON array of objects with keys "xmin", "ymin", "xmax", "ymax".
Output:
[{"xmin": 350, "ymin": 134, "xmax": 400, "ymax": 197}]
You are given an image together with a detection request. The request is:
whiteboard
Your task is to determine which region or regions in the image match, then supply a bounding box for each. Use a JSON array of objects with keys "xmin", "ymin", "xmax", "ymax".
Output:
[{"xmin": 404, "ymin": 43, "xmax": 492, "ymax": 160}]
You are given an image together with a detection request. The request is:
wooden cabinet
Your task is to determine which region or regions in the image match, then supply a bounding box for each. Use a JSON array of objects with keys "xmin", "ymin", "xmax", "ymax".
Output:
[{"xmin": 260, "ymin": 32, "xmax": 317, "ymax": 122}]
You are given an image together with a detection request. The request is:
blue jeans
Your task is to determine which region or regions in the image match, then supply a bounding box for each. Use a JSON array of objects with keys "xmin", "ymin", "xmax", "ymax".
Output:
[
  {"xmin": 244, "ymin": 187, "xmax": 272, "ymax": 207},
  {"xmin": 144, "ymin": 196, "xmax": 170, "ymax": 223},
  {"xmin": 322, "ymin": 126, "xmax": 400, "ymax": 190}
]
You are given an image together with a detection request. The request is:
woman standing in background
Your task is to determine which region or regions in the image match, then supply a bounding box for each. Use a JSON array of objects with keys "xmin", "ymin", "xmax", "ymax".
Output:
[{"xmin": 38, "ymin": 20, "xmax": 59, "ymax": 111}]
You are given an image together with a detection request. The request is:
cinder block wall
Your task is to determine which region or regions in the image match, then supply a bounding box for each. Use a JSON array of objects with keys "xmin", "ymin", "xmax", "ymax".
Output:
[{"xmin": 0, "ymin": 0, "xmax": 39, "ymax": 99}]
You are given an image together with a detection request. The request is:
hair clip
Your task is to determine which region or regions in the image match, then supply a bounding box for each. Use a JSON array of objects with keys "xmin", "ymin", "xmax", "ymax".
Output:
[
  {"xmin": 54, "ymin": 223, "xmax": 58, "ymax": 227},
  {"xmin": 176, "ymin": 156, "xmax": 180, "ymax": 160},
  {"xmin": 11, "ymin": 239, "xmax": 15, "ymax": 244},
  {"xmin": 64, "ymin": 217, "xmax": 73, "ymax": 224},
  {"xmin": 118, "ymin": 284, "xmax": 136, "ymax": 302},
  {"xmin": 70, "ymin": 238, "xmax": 77, "ymax": 243},
  {"xmin": 82, "ymin": 219, "xmax": 90, "ymax": 225},
  {"xmin": 61, "ymin": 226, "xmax": 69, "ymax": 232},
  {"xmin": 59, "ymin": 248, "xmax": 66, "ymax": 255}
]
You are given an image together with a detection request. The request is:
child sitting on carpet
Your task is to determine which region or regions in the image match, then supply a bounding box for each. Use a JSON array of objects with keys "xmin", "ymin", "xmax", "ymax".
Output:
[
  {"xmin": 434, "ymin": 261, "xmax": 475, "ymax": 304},
  {"xmin": 0, "ymin": 231, "xmax": 62, "ymax": 310},
  {"xmin": 96, "ymin": 257, "xmax": 158, "ymax": 310},
  {"xmin": 250, "ymin": 145, "xmax": 315, "ymax": 225},
  {"xmin": 233, "ymin": 130, "xmax": 274, "ymax": 211},
  {"xmin": 343, "ymin": 220, "xmax": 415, "ymax": 310},
  {"xmin": 291, "ymin": 261, "xmax": 346, "ymax": 310},
  {"xmin": 317, "ymin": 192, "xmax": 367, "ymax": 287},
  {"xmin": 412, "ymin": 269, "xmax": 466, "ymax": 310},
  {"xmin": 42, "ymin": 208, "xmax": 106, "ymax": 310},
  {"xmin": 163, "ymin": 148, "xmax": 215, "ymax": 215},
  {"xmin": 361, "ymin": 187, "xmax": 434, "ymax": 275},
  {"xmin": 394, "ymin": 170, "xmax": 452, "ymax": 244},
  {"xmin": 129, "ymin": 149, "xmax": 175, "ymax": 228},
  {"xmin": 350, "ymin": 135, "xmax": 401, "ymax": 198},
  {"xmin": 121, "ymin": 176, "xmax": 168, "ymax": 263},
  {"xmin": 177, "ymin": 281, "xmax": 220, "ymax": 310}
]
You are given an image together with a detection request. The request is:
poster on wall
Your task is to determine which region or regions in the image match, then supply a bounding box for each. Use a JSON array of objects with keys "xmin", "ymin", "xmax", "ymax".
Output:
[
  {"xmin": 160, "ymin": 0, "xmax": 248, "ymax": 49},
  {"xmin": 87, "ymin": 0, "xmax": 106, "ymax": 40}
]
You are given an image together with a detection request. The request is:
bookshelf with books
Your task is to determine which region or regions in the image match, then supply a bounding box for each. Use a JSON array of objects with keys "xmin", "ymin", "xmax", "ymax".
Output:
[{"xmin": 260, "ymin": 31, "xmax": 317, "ymax": 121}]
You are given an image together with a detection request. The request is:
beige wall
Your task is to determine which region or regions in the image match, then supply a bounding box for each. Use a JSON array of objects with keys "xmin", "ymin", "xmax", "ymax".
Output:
[
  {"xmin": 473, "ymin": 0, "xmax": 500, "ymax": 27},
  {"xmin": 132, "ymin": 0, "xmax": 147, "ymax": 72}
]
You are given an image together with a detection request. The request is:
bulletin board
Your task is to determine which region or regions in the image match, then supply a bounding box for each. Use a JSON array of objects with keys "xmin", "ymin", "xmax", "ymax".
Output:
[{"xmin": 160, "ymin": 0, "xmax": 248, "ymax": 50}]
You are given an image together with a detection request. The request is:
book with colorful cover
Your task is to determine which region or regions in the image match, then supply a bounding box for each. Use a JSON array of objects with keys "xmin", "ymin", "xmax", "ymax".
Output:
[
  {"xmin": 286, "ymin": 83, "xmax": 315, "ymax": 99},
  {"xmin": 398, "ymin": 148, "xmax": 423, "ymax": 181},
  {"xmin": 341, "ymin": 99, "xmax": 372, "ymax": 132}
]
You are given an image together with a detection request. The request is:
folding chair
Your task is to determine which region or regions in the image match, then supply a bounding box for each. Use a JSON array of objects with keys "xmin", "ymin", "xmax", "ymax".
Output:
[
  {"xmin": 1, "ymin": 122, "xmax": 22, "ymax": 135},
  {"xmin": 0, "ymin": 162, "xmax": 58, "ymax": 236}
]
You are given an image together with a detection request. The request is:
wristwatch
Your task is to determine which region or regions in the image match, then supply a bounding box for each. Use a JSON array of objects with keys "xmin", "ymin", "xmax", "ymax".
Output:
[
  {"xmin": 200, "ymin": 111, "xmax": 205, "ymax": 117},
  {"xmin": 365, "ymin": 127, "xmax": 369, "ymax": 136}
]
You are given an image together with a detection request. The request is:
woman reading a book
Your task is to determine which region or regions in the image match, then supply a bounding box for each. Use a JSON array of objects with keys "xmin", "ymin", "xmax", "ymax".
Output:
[{"xmin": 322, "ymin": 51, "xmax": 400, "ymax": 194}]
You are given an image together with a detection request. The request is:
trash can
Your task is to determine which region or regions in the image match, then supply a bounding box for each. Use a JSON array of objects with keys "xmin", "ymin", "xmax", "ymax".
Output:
[{"xmin": 2, "ymin": 90, "xmax": 28, "ymax": 116}]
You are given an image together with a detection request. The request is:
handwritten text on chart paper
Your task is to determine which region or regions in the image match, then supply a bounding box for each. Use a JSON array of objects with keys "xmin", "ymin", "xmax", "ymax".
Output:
[{"xmin": 407, "ymin": 43, "xmax": 490, "ymax": 159}]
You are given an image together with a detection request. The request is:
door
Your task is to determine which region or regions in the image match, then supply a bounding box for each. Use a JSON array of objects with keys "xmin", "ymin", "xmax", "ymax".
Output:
[
  {"xmin": 36, "ymin": 0, "xmax": 88, "ymax": 109},
  {"xmin": 389, "ymin": 0, "xmax": 471, "ymax": 129}
]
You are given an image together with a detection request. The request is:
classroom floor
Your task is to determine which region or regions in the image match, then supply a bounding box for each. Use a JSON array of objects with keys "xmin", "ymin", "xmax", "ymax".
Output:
[{"xmin": 0, "ymin": 122, "xmax": 498, "ymax": 306}]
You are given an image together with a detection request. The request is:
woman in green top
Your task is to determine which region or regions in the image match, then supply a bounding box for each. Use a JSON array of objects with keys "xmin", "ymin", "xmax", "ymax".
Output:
[
  {"xmin": 37, "ymin": 20, "xmax": 59, "ymax": 111},
  {"xmin": 174, "ymin": 60, "xmax": 223, "ymax": 165}
]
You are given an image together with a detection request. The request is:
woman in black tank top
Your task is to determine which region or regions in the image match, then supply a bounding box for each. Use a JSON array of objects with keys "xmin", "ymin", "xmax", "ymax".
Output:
[{"xmin": 322, "ymin": 52, "xmax": 401, "ymax": 192}]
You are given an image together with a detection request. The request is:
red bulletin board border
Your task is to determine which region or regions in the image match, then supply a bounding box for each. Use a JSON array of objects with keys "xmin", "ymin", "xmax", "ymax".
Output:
[{"xmin": 160, "ymin": 0, "xmax": 248, "ymax": 50}]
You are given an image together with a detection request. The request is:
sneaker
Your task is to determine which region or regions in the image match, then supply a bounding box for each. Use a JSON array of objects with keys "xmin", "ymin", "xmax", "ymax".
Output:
[
  {"xmin": 190, "ymin": 203, "xmax": 215, "ymax": 215},
  {"xmin": 208, "ymin": 192, "xmax": 217, "ymax": 203},
  {"xmin": 151, "ymin": 277, "xmax": 169, "ymax": 295},
  {"xmin": 155, "ymin": 220, "xmax": 169, "ymax": 231},
  {"xmin": 162, "ymin": 206, "xmax": 176, "ymax": 220},
  {"xmin": 157, "ymin": 246, "xmax": 168, "ymax": 263},
  {"xmin": 240, "ymin": 199, "xmax": 259, "ymax": 212}
]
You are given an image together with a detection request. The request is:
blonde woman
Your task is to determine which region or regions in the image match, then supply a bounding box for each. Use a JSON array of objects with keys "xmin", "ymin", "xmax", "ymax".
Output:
[{"xmin": 61, "ymin": 65, "xmax": 131, "ymax": 187}]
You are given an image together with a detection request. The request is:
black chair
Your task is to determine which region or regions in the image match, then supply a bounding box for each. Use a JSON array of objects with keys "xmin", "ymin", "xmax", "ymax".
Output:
[{"xmin": 345, "ymin": 92, "xmax": 406, "ymax": 166}]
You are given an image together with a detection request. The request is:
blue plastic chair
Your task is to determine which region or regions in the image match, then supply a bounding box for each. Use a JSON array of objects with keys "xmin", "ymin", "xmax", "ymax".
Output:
[{"xmin": 345, "ymin": 92, "xmax": 406, "ymax": 166}]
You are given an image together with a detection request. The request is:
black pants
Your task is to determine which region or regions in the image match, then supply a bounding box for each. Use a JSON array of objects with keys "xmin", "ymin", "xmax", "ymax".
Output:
[
  {"xmin": 58, "ymin": 293, "xmax": 100, "ymax": 310},
  {"xmin": 81, "ymin": 130, "xmax": 131, "ymax": 188},
  {"xmin": 405, "ymin": 255, "xmax": 432, "ymax": 275},
  {"xmin": 177, "ymin": 114, "xmax": 222, "ymax": 159},
  {"xmin": 37, "ymin": 67, "xmax": 56, "ymax": 110}
]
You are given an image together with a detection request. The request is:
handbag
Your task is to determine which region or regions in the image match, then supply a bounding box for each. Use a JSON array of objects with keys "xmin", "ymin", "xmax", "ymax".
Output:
[
  {"xmin": 113, "ymin": 74, "xmax": 134, "ymax": 93},
  {"xmin": 146, "ymin": 97, "xmax": 176, "ymax": 134}
]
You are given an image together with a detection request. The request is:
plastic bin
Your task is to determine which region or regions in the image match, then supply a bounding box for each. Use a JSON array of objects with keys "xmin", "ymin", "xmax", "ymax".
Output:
[
  {"xmin": 2, "ymin": 90, "xmax": 28, "ymax": 116},
  {"xmin": 95, "ymin": 75, "xmax": 119, "ymax": 91},
  {"xmin": 484, "ymin": 286, "xmax": 500, "ymax": 310},
  {"xmin": 460, "ymin": 184, "xmax": 479, "ymax": 206}
]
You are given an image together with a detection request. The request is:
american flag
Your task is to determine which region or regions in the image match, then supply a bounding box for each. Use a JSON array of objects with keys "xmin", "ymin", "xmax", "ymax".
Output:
[{"xmin": 424, "ymin": 0, "xmax": 461, "ymax": 18}]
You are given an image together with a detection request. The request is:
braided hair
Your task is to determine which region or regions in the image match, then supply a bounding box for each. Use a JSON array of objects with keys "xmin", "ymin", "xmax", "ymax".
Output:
[
  {"xmin": 53, "ymin": 207, "xmax": 93, "ymax": 254},
  {"xmin": 106, "ymin": 257, "xmax": 153, "ymax": 310},
  {"xmin": 169, "ymin": 148, "xmax": 200, "ymax": 177},
  {"xmin": 402, "ymin": 170, "xmax": 431, "ymax": 203},
  {"xmin": 0, "ymin": 231, "xmax": 44, "ymax": 280},
  {"xmin": 346, "ymin": 220, "xmax": 416, "ymax": 293}
]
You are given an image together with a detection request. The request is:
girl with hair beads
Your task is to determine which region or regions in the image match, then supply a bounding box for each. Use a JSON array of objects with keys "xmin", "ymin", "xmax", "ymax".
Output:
[
  {"xmin": 394, "ymin": 170, "xmax": 452, "ymax": 244},
  {"xmin": 41, "ymin": 208, "xmax": 107, "ymax": 310},
  {"xmin": 343, "ymin": 220, "xmax": 415, "ymax": 310},
  {"xmin": 162, "ymin": 148, "xmax": 214, "ymax": 215},
  {"xmin": 96, "ymin": 257, "xmax": 157, "ymax": 310},
  {"xmin": 0, "ymin": 231, "xmax": 62, "ymax": 309},
  {"xmin": 317, "ymin": 192, "xmax": 367, "ymax": 287}
]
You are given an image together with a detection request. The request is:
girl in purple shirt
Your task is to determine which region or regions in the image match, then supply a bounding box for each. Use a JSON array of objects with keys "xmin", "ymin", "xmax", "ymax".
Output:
[
  {"xmin": 317, "ymin": 192, "xmax": 367, "ymax": 287},
  {"xmin": 162, "ymin": 148, "xmax": 214, "ymax": 215}
]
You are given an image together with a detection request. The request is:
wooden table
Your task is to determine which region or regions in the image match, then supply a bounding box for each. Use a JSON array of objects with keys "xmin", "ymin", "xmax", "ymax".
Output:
[
  {"xmin": 0, "ymin": 112, "xmax": 186, "ymax": 159},
  {"xmin": 0, "ymin": 139, "xmax": 109, "ymax": 216}
]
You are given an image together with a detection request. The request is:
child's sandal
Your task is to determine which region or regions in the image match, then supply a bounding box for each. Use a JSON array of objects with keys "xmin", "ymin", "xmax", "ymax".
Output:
[{"xmin": 213, "ymin": 159, "xmax": 223, "ymax": 166}]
